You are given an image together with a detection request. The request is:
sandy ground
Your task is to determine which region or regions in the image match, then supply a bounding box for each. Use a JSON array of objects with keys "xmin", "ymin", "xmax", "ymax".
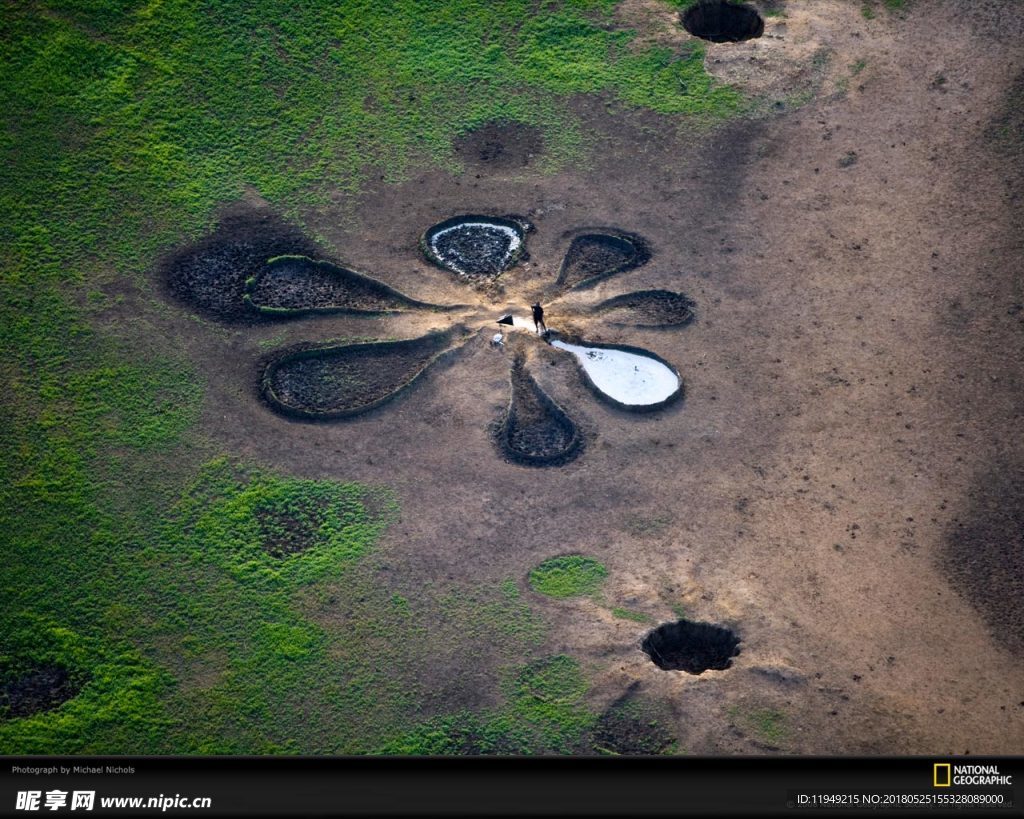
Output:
[{"xmin": 145, "ymin": 0, "xmax": 1024, "ymax": 753}]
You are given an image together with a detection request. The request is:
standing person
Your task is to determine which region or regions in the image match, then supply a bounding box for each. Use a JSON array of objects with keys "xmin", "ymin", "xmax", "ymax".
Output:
[{"xmin": 531, "ymin": 302, "xmax": 546, "ymax": 335}]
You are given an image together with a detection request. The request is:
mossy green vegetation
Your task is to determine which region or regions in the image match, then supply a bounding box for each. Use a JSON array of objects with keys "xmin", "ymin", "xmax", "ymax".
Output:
[
  {"xmin": 2, "ymin": 459, "xmax": 557, "ymax": 753},
  {"xmin": 381, "ymin": 655, "xmax": 597, "ymax": 754},
  {"xmin": 611, "ymin": 607, "xmax": 653, "ymax": 623},
  {"xmin": 529, "ymin": 555, "xmax": 609, "ymax": 598},
  {"xmin": 728, "ymin": 705, "xmax": 788, "ymax": 746},
  {"xmin": 2, "ymin": 0, "xmax": 746, "ymax": 753}
]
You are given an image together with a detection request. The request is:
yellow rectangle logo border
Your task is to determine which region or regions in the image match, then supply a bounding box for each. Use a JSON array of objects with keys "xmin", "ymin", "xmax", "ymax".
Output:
[{"xmin": 934, "ymin": 763, "xmax": 952, "ymax": 787}]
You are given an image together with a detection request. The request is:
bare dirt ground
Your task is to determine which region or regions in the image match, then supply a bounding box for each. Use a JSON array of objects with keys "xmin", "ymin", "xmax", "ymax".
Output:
[{"xmin": 147, "ymin": 0, "xmax": 1023, "ymax": 753}]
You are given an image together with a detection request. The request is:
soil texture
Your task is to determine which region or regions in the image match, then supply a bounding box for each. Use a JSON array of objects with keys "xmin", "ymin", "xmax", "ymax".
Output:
[{"xmin": 454, "ymin": 120, "xmax": 544, "ymax": 169}]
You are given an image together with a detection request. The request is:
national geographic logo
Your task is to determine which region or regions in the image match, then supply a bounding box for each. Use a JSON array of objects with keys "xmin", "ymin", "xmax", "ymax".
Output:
[{"xmin": 934, "ymin": 763, "xmax": 1013, "ymax": 787}]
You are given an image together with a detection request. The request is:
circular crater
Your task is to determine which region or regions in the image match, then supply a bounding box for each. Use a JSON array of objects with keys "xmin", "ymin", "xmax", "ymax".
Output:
[
  {"xmin": 163, "ymin": 208, "xmax": 320, "ymax": 322},
  {"xmin": 497, "ymin": 355, "xmax": 582, "ymax": 466},
  {"xmin": 681, "ymin": 1, "xmax": 764, "ymax": 43},
  {"xmin": 261, "ymin": 328, "xmax": 466, "ymax": 420},
  {"xmin": 641, "ymin": 619, "xmax": 740, "ymax": 674},
  {"xmin": 454, "ymin": 120, "xmax": 543, "ymax": 169},
  {"xmin": 594, "ymin": 289, "xmax": 696, "ymax": 328},
  {"xmin": 245, "ymin": 255, "xmax": 430, "ymax": 316},
  {"xmin": 421, "ymin": 214, "xmax": 530, "ymax": 280},
  {"xmin": 0, "ymin": 664, "xmax": 86, "ymax": 719},
  {"xmin": 557, "ymin": 230, "xmax": 650, "ymax": 291}
]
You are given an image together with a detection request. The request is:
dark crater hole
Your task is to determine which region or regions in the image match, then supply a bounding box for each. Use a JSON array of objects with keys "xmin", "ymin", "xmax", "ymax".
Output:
[
  {"xmin": 681, "ymin": 1, "xmax": 764, "ymax": 43},
  {"xmin": 641, "ymin": 619, "xmax": 740, "ymax": 674}
]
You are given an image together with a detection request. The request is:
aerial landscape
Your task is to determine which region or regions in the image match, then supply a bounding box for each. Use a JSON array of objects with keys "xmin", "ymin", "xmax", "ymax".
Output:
[{"xmin": 1, "ymin": 0, "xmax": 1022, "ymax": 756}]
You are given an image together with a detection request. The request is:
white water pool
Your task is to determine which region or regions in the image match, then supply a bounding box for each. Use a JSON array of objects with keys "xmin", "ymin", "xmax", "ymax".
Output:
[{"xmin": 551, "ymin": 340, "xmax": 680, "ymax": 406}]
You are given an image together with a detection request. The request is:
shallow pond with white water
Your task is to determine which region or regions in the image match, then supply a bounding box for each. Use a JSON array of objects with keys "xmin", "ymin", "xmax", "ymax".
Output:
[{"xmin": 550, "ymin": 340, "xmax": 680, "ymax": 407}]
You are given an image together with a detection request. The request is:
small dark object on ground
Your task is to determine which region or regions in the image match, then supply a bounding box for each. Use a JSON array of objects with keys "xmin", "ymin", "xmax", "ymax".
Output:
[
  {"xmin": 642, "ymin": 619, "xmax": 741, "ymax": 674},
  {"xmin": 681, "ymin": 1, "xmax": 765, "ymax": 43},
  {"xmin": 532, "ymin": 302, "xmax": 546, "ymax": 334}
]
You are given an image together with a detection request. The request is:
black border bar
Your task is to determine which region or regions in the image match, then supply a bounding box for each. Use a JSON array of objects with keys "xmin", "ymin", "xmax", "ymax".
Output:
[{"xmin": 2, "ymin": 756, "xmax": 1021, "ymax": 817}]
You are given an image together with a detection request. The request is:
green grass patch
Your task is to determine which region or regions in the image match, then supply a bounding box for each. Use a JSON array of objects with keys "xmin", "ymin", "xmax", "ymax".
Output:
[
  {"xmin": 380, "ymin": 654, "xmax": 597, "ymax": 754},
  {"xmin": 528, "ymin": 555, "xmax": 608, "ymax": 598},
  {"xmin": 611, "ymin": 607, "xmax": 653, "ymax": 624},
  {"xmin": 728, "ymin": 705, "xmax": 788, "ymax": 746}
]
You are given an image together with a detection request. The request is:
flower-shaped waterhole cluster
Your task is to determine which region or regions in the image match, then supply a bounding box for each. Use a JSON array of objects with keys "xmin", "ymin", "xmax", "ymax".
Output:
[{"xmin": 166, "ymin": 210, "xmax": 696, "ymax": 466}]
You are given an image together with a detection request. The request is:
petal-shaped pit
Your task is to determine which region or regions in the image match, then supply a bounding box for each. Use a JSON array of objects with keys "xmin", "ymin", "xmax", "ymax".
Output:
[
  {"xmin": 244, "ymin": 255, "xmax": 436, "ymax": 316},
  {"xmin": 261, "ymin": 327, "xmax": 469, "ymax": 420},
  {"xmin": 421, "ymin": 214, "xmax": 529, "ymax": 279},
  {"xmin": 641, "ymin": 620, "xmax": 741, "ymax": 674},
  {"xmin": 163, "ymin": 208, "xmax": 321, "ymax": 322},
  {"xmin": 0, "ymin": 664, "xmax": 87, "ymax": 719},
  {"xmin": 556, "ymin": 230, "xmax": 650, "ymax": 290},
  {"xmin": 593, "ymin": 289, "xmax": 695, "ymax": 328},
  {"xmin": 549, "ymin": 337, "xmax": 682, "ymax": 411},
  {"xmin": 680, "ymin": 1, "xmax": 764, "ymax": 44},
  {"xmin": 497, "ymin": 354, "xmax": 583, "ymax": 466}
]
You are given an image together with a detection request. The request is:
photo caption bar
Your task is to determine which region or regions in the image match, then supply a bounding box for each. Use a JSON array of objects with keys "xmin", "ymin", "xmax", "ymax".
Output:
[{"xmin": 2, "ymin": 757, "xmax": 1020, "ymax": 817}]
